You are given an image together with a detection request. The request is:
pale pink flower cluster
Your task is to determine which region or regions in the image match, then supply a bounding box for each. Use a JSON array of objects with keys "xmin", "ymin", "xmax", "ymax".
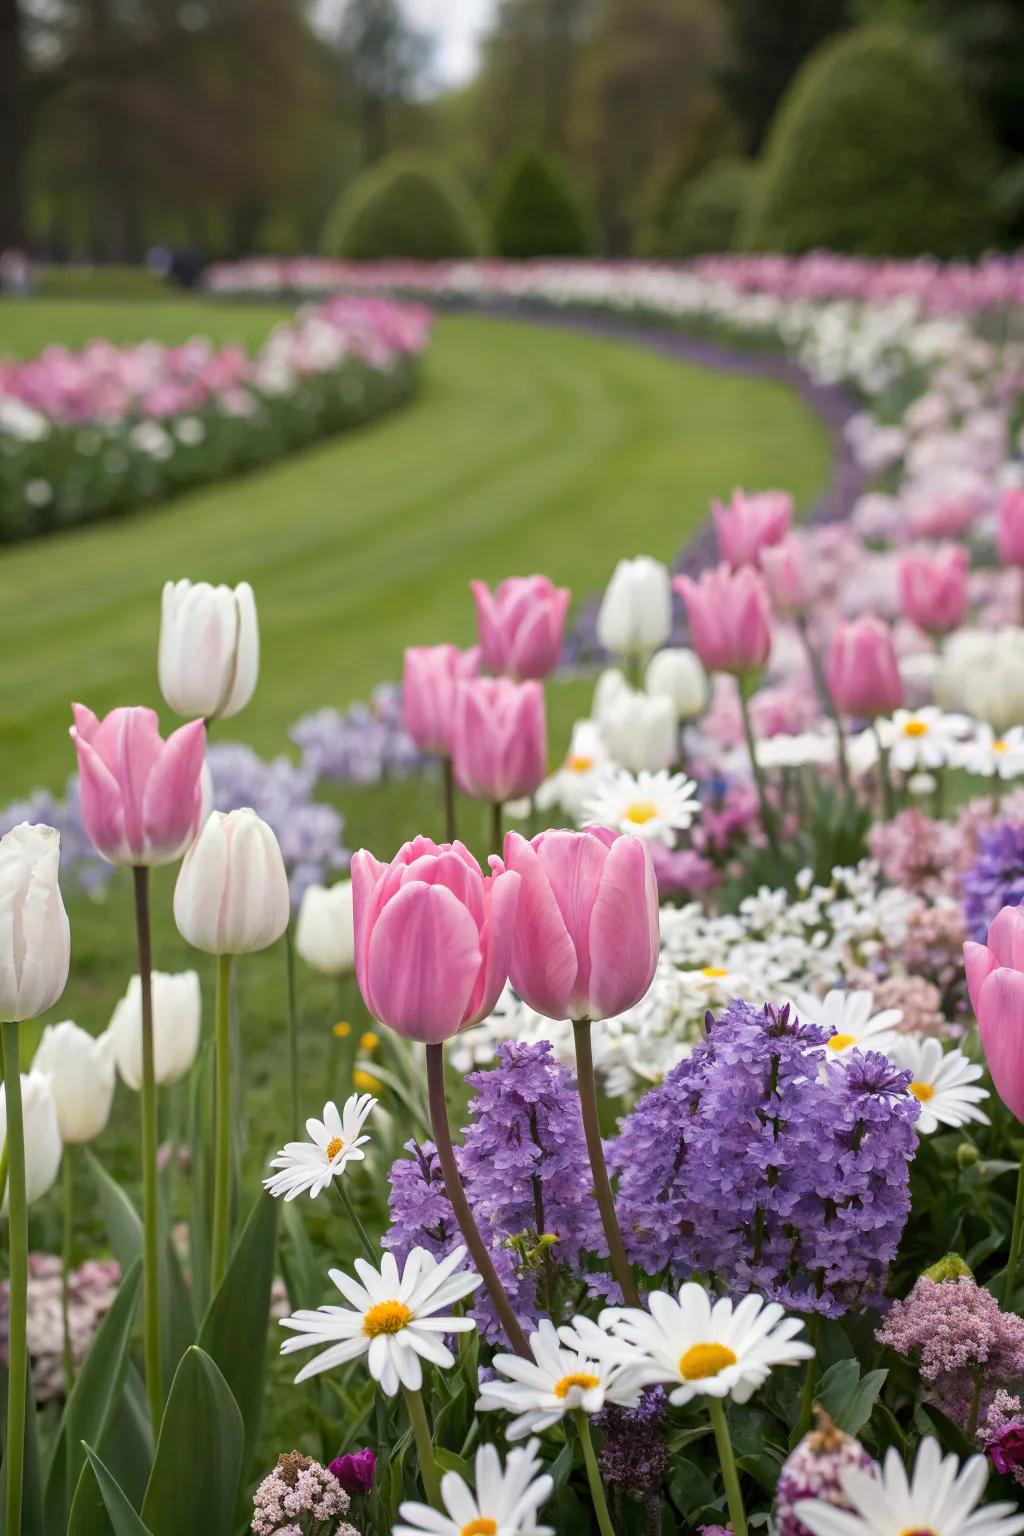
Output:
[
  {"xmin": 251, "ymin": 1451, "xmax": 357, "ymax": 1536},
  {"xmin": 0, "ymin": 1254, "xmax": 120, "ymax": 1402}
]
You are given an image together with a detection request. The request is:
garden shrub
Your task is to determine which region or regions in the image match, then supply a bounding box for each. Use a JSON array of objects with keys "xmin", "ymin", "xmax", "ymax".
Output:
[
  {"xmin": 490, "ymin": 147, "xmax": 594, "ymax": 258},
  {"xmin": 36, "ymin": 266, "xmax": 170, "ymax": 301},
  {"xmin": 322, "ymin": 152, "xmax": 487, "ymax": 260},
  {"xmin": 741, "ymin": 26, "xmax": 1001, "ymax": 258},
  {"xmin": 662, "ymin": 158, "xmax": 760, "ymax": 257}
]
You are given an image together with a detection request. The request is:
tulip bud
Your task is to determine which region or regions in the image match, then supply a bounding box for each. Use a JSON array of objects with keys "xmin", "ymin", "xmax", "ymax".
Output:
[
  {"xmin": 645, "ymin": 648, "xmax": 708, "ymax": 721},
  {"xmin": 0, "ymin": 1071, "xmax": 62, "ymax": 1212},
  {"xmin": 451, "ymin": 678, "xmax": 547, "ymax": 804},
  {"xmin": 713, "ymin": 488, "xmax": 792, "ymax": 569},
  {"xmin": 70, "ymin": 704, "xmax": 206, "ymax": 867},
  {"xmin": 826, "ymin": 617, "xmax": 903, "ymax": 718},
  {"xmin": 31, "ymin": 1021, "xmax": 115, "ymax": 1144},
  {"xmin": 470, "ymin": 574, "xmax": 570, "ymax": 680},
  {"xmin": 174, "ymin": 809, "xmax": 290, "ymax": 955},
  {"xmin": 158, "ymin": 579, "xmax": 259, "ymax": 721},
  {"xmin": 402, "ymin": 644, "xmax": 481, "ymax": 757},
  {"xmin": 107, "ymin": 970, "xmax": 202, "ymax": 1090},
  {"xmin": 0, "ymin": 823, "xmax": 70, "ymax": 1022},
  {"xmin": 761, "ymin": 536, "xmax": 811, "ymax": 617},
  {"xmin": 674, "ymin": 564, "xmax": 773, "ymax": 676},
  {"xmin": 999, "ymin": 488, "xmax": 1024, "ymax": 566},
  {"xmin": 295, "ymin": 880, "xmax": 355, "ymax": 976},
  {"xmin": 596, "ymin": 557, "xmax": 672, "ymax": 658},
  {"xmin": 598, "ymin": 686, "xmax": 678, "ymax": 772},
  {"xmin": 898, "ymin": 545, "xmax": 969, "ymax": 635}
]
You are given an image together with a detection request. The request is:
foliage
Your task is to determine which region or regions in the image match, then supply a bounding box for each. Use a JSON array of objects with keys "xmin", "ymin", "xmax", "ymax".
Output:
[
  {"xmin": 634, "ymin": 89, "xmax": 743, "ymax": 257},
  {"xmin": 490, "ymin": 146, "xmax": 594, "ymax": 258},
  {"xmin": 661, "ymin": 157, "xmax": 760, "ymax": 257},
  {"xmin": 34, "ymin": 267, "xmax": 171, "ymax": 303},
  {"xmin": 715, "ymin": 0, "xmax": 854, "ymax": 151},
  {"xmin": 742, "ymin": 25, "xmax": 1002, "ymax": 257},
  {"xmin": 322, "ymin": 151, "xmax": 488, "ymax": 260}
]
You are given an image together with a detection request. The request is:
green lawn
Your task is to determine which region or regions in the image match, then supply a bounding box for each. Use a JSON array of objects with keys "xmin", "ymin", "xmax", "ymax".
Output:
[{"xmin": 0, "ymin": 297, "xmax": 291, "ymax": 356}]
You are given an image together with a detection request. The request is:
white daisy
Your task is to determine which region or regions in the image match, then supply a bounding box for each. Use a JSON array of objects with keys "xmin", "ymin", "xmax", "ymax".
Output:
[
  {"xmin": 279, "ymin": 1246, "xmax": 481, "ymax": 1395},
  {"xmin": 885, "ymin": 1036, "xmax": 990, "ymax": 1135},
  {"xmin": 263, "ymin": 1093, "xmax": 376, "ymax": 1200},
  {"xmin": 878, "ymin": 707, "xmax": 971, "ymax": 773},
  {"xmin": 583, "ymin": 767, "xmax": 700, "ymax": 845},
  {"xmin": 476, "ymin": 1318, "xmax": 647, "ymax": 1439},
  {"xmin": 577, "ymin": 1281, "xmax": 814, "ymax": 1407},
  {"xmin": 795, "ymin": 1436, "xmax": 1024, "ymax": 1536},
  {"xmin": 754, "ymin": 730, "xmax": 837, "ymax": 770},
  {"xmin": 954, "ymin": 724, "xmax": 1024, "ymax": 781},
  {"xmin": 535, "ymin": 720, "xmax": 610, "ymax": 820},
  {"xmin": 793, "ymin": 989, "xmax": 903, "ymax": 1059},
  {"xmin": 394, "ymin": 1437, "xmax": 554, "ymax": 1536}
]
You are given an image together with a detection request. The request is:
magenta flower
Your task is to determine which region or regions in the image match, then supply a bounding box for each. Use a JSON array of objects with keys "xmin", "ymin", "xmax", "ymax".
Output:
[
  {"xmin": 898, "ymin": 545, "xmax": 969, "ymax": 635},
  {"xmin": 401, "ymin": 643, "xmax": 480, "ymax": 756},
  {"xmin": 470, "ymin": 574, "xmax": 570, "ymax": 680},
  {"xmin": 965, "ymin": 904, "xmax": 1024, "ymax": 1122},
  {"xmin": 825, "ymin": 616, "xmax": 903, "ymax": 717},
  {"xmin": 674, "ymin": 564, "xmax": 772, "ymax": 676},
  {"xmin": 328, "ymin": 1446, "xmax": 377, "ymax": 1496},
  {"xmin": 69, "ymin": 703, "xmax": 206, "ymax": 867},
  {"xmin": 451, "ymin": 677, "xmax": 546, "ymax": 804},
  {"xmin": 712, "ymin": 488, "xmax": 792, "ymax": 569},
  {"xmin": 502, "ymin": 827, "xmax": 659, "ymax": 1022},
  {"xmin": 999, "ymin": 488, "xmax": 1024, "ymax": 566},
  {"xmin": 351, "ymin": 836, "xmax": 520, "ymax": 1044}
]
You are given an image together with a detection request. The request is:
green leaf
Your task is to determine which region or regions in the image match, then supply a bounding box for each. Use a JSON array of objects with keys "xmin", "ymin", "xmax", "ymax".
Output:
[
  {"xmin": 44, "ymin": 1259, "xmax": 144, "ymax": 1534},
  {"xmin": 433, "ymin": 1447, "xmax": 473, "ymax": 1482},
  {"xmin": 279, "ymin": 1197, "xmax": 321, "ymax": 1312},
  {"xmin": 159, "ymin": 1233, "xmax": 196, "ymax": 1398},
  {"xmin": 87, "ymin": 1151, "xmax": 143, "ymax": 1271},
  {"xmin": 70, "ymin": 1446, "xmax": 153, "ymax": 1536},
  {"xmin": 141, "ymin": 1347, "xmax": 243, "ymax": 1536},
  {"xmin": 198, "ymin": 1190, "xmax": 278, "ymax": 1471},
  {"xmin": 815, "ymin": 1360, "xmax": 888, "ymax": 1436},
  {"xmin": 0, "ymin": 1356, "xmax": 44, "ymax": 1536},
  {"xmin": 100, "ymin": 1366, "xmax": 154, "ymax": 1509}
]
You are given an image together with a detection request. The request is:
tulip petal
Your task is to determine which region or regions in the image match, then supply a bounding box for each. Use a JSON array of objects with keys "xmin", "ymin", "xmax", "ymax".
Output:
[
  {"xmin": 464, "ymin": 868, "xmax": 520, "ymax": 1026},
  {"xmin": 365, "ymin": 882, "xmax": 481, "ymax": 1043},
  {"xmin": 587, "ymin": 835, "xmax": 660, "ymax": 1021},
  {"xmin": 987, "ymin": 905, "xmax": 1024, "ymax": 971},
  {"xmin": 71, "ymin": 734, "xmax": 128, "ymax": 864},
  {"xmin": 222, "ymin": 581, "xmax": 260, "ymax": 717},
  {"xmin": 977, "ymin": 967, "xmax": 1024, "ymax": 1123},
  {"xmin": 964, "ymin": 940, "xmax": 999, "ymax": 1016},
  {"xmin": 142, "ymin": 717, "xmax": 206, "ymax": 865},
  {"xmin": 504, "ymin": 831, "xmax": 579, "ymax": 1021}
]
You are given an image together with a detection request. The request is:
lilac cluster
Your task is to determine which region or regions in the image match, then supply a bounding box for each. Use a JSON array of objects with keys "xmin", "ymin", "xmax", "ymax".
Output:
[
  {"xmin": 0, "ymin": 1254, "xmax": 120, "ymax": 1402},
  {"xmin": 251, "ymin": 1450, "xmax": 357, "ymax": 1536},
  {"xmin": 962, "ymin": 821, "xmax": 1024, "ymax": 941},
  {"xmin": 0, "ymin": 778, "xmax": 115, "ymax": 896},
  {"xmin": 385, "ymin": 1041, "xmax": 606, "ymax": 1342},
  {"xmin": 594, "ymin": 1387, "xmax": 668, "ymax": 1495},
  {"xmin": 979, "ymin": 1390, "xmax": 1024, "ymax": 1485},
  {"xmin": 774, "ymin": 1411, "xmax": 873, "ymax": 1536},
  {"xmin": 876, "ymin": 1274, "xmax": 1024, "ymax": 1431},
  {"xmin": 609, "ymin": 1000, "xmax": 919, "ymax": 1317},
  {"xmin": 207, "ymin": 743, "xmax": 349, "ymax": 906},
  {"xmin": 290, "ymin": 685, "xmax": 428, "ymax": 785}
]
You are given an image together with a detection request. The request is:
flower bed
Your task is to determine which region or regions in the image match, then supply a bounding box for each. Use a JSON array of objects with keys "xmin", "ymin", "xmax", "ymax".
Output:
[{"xmin": 0, "ymin": 295, "xmax": 432, "ymax": 541}]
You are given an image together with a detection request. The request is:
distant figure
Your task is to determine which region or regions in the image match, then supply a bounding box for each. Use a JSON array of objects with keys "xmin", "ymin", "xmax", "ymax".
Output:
[
  {"xmin": 169, "ymin": 246, "xmax": 205, "ymax": 289},
  {"xmin": 0, "ymin": 249, "xmax": 33, "ymax": 297}
]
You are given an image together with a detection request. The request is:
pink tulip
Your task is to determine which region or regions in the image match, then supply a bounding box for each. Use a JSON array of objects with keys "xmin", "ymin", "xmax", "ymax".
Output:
[
  {"xmin": 674, "ymin": 564, "xmax": 773, "ymax": 675},
  {"xmin": 712, "ymin": 489, "xmax": 792, "ymax": 569},
  {"xmin": 70, "ymin": 704, "xmax": 206, "ymax": 867},
  {"xmin": 401, "ymin": 644, "xmax": 480, "ymax": 757},
  {"xmin": 503, "ymin": 827, "xmax": 659, "ymax": 1022},
  {"xmin": 825, "ymin": 617, "xmax": 903, "ymax": 717},
  {"xmin": 470, "ymin": 574, "xmax": 570, "ymax": 680},
  {"xmin": 964, "ymin": 905, "xmax": 1024, "ymax": 1122},
  {"xmin": 898, "ymin": 545, "xmax": 969, "ymax": 635},
  {"xmin": 760, "ymin": 536, "xmax": 811, "ymax": 617},
  {"xmin": 999, "ymin": 489, "xmax": 1024, "ymax": 566},
  {"xmin": 451, "ymin": 678, "xmax": 546, "ymax": 804},
  {"xmin": 351, "ymin": 836, "xmax": 520, "ymax": 1044}
]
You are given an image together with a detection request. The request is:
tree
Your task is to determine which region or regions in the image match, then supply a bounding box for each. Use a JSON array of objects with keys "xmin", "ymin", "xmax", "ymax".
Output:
[
  {"xmin": 0, "ymin": 0, "xmax": 27, "ymax": 248},
  {"xmin": 475, "ymin": 0, "xmax": 598, "ymax": 164},
  {"xmin": 716, "ymin": 0, "xmax": 853, "ymax": 153},
  {"xmin": 338, "ymin": 0, "xmax": 431, "ymax": 164},
  {"xmin": 491, "ymin": 146, "xmax": 593, "ymax": 257},
  {"xmin": 322, "ymin": 150, "xmax": 487, "ymax": 259}
]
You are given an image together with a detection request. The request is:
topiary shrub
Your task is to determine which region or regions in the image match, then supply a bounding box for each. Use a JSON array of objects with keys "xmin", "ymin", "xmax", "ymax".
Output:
[
  {"xmin": 741, "ymin": 26, "xmax": 1001, "ymax": 258},
  {"xmin": 322, "ymin": 152, "xmax": 487, "ymax": 260},
  {"xmin": 490, "ymin": 147, "xmax": 594, "ymax": 258},
  {"xmin": 662, "ymin": 158, "xmax": 760, "ymax": 257}
]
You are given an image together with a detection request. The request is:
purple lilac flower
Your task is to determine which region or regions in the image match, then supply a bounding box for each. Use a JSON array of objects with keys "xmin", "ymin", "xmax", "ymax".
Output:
[
  {"xmin": 290, "ymin": 684, "xmax": 428, "ymax": 785},
  {"xmin": 207, "ymin": 743, "xmax": 349, "ymax": 906},
  {"xmin": 385, "ymin": 1041, "xmax": 606, "ymax": 1343},
  {"xmin": 610, "ymin": 1000, "xmax": 919, "ymax": 1317},
  {"xmin": 962, "ymin": 822, "xmax": 1024, "ymax": 941},
  {"xmin": 876, "ymin": 1275, "xmax": 1024, "ymax": 1432},
  {"xmin": 774, "ymin": 1410, "xmax": 873, "ymax": 1536},
  {"xmin": 594, "ymin": 1386, "xmax": 668, "ymax": 1494},
  {"xmin": 251, "ymin": 1450, "xmax": 356, "ymax": 1535}
]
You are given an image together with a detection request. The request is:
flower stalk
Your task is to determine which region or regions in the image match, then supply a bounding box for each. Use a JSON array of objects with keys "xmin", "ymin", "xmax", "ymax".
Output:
[
  {"xmin": 3, "ymin": 1020, "xmax": 27, "ymax": 1536},
  {"xmin": 1004, "ymin": 1152, "xmax": 1024, "ymax": 1310},
  {"xmin": 574, "ymin": 1410, "xmax": 617, "ymax": 1536},
  {"xmin": 284, "ymin": 926, "xmax": 300, "ymax": 1138},
  {"xmin": 62, "ymin": 1147, "xmax": 75, "ymax": 1394},
  {"xmin": 442, "ymin": 756, "xmax": 457, "ymax": 843},
  {"xmin": 402, "ymin": 1384, "xmax": 442, "ymax": 1508},
  {"xmin": 709, "ymin": 1397, "xmax": 747, "ymax": 1536},
  {"xmin": 132, "ymin": 865, "xmax": 163, "ymax": 1429},
  {"xmin": 737, "ymin": 677, "xmax": 779, "ymax": 854},
  {"xmin": 211, "ymin": 950, "xmax": 235, "ymax": 1291},
  {"xmin": 573, "ymin": 1017, "xmax": 639, "ymax": 1307}
]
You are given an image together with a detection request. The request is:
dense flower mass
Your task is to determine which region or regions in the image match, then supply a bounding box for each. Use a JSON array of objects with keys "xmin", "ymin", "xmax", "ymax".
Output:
[{"xmin": 963, "ymin": 822, "xmax": 1024, "ymax": 942}]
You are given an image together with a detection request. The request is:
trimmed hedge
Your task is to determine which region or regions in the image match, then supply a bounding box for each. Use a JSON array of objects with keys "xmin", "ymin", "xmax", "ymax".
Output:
[
  {"xmin": 322, "ymin": 152, "xmax": 487, "ymax": 260},
  {"xmin": 663, "ymin": 158, "xmax": 759, "ymax": 257},
  {"xmin": 491, "ymin": 148, "xmax": 594, "ymax": 258},
  {"xmin": 742, "ymin": 26, "xmax": 1000, "ymax": 258}
]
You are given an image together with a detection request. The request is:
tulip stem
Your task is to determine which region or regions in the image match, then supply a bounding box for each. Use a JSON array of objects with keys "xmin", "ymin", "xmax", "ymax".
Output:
[
  {"xmin": 132, "ymin": 866, "xmax": 163, "ymax": 1431},
  {"xmin": 212, "ymin": 951, "xmax": 235, "ymax": 1292},
  {"xmin": 490, "ymin": 799, "xmax": 503, "ymax": 855},
  {"xmin": 709, "ymin": 1397, "xmax": 747, "ymax": 1536},
  {"xmin": 442, "ymin": 757, "xmax": 457, "ymax": 843},
  {"xmin": 284, "ymin": 927, "xmax": 300, "ymax": 1138},
  {"xmin": 797, "ymin": 618, "xmax": 851, "ymax": 797},
  {"xmin": 62, "ymin": 1148, "xmax": 75, "ymax": 1395},
  {"xmin": 424, "ymin": 1043, "xmax": 531, "ymax": 1357},
  {"xmin": 572, "ymin": 1018, "xmax": 639, "ymax": 1307},
  {"xmin": 871, "ymin": 723, "xmax": 895, "ymax": 820},
  {"xmin": 3, "ymin": 1021, "xmax": 27, "ymax": 1536},
  {"xmin": 1004, "ymin": 1154, "xmax": 1024, "ymax": 1311},
  {"xmin": 737, "ymin": 680, "xmax": 779, "ymax": 855},
  {"xmin": 574, "ymin": 1411, "xmax": 617, "ymax": 1536},
  {"xmin": 402, "ymin": 1384, "xmax": 441, "ymax": 1508}
]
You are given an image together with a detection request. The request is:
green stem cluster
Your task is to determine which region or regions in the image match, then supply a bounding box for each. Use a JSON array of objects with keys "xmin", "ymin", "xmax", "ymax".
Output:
[
  {"xmin": 3, "ymin": 1020, "xmax": 27, "ymax": 1536},
  {"xmin": 575, "ymin": 1411, "xmax": 617, "ymax": 1536},
  {"xmin": 211, "ymin": 950, "xmax": 235, "ymax": 1292},
  {"xmin": 709, "ymin": 1398, "xmax": 747, "ymax": 1536},
  {"xmin": 572, "ymin": 1018, "xmax": 638, "ymax": 1307},
  {"xmin": 132, "ymin": 866, "xmax": 163, "ymax": 1432}
]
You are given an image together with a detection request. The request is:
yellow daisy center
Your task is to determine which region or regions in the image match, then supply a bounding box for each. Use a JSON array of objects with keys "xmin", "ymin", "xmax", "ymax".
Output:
[
  {"xmin": 363, "ymin": 1299, "xmax": 413, "ymax": 1338},
  {"xmin": 624, "ymin": 800, "xmax": 659, "ymax": 825},
  {"xmin": 909, "ymin": 1081, "xmax": 934, "ymax": 1102},
  {"xmin": 326, "ymin": 1136, "xmax": 345, "ymax": 1160},
  {"xmin": 554, "ymin": 1371, "xmax": 601, "ymax": 1399},
  {"xmin": 701, "ymin": 966, "xmax": 729, "ymax": 979},
  {"xmin": 679, "ymin": 1342, "xmax": 737, "ymax": 1380},
  {"xmin": 827, "ymin": 1033, "xmax": 857, "ymax": 1052},
  {"xmin": 898, "ymin": 1529, "xmax": 937, "ymax": 1536},
  {"xmin": 902, "ymin": 719, "xmax": 929, "ymax": 738},
  {"xmin": 461, "ymin": 1522, "xmax": 498, "ymax": 1536},
  {"xmin": 566, "ymin": 754, "xmax": 594, "ymax": 773},
  {"xmin": 994, "ymin": 740, "xmax": 1008, "ymax": 754},
  {"xmin": 360, "ymin": 1031, "xmax": 379, "ymax": 1052},
  {"xmin": 333, "ymin": 1021, "xmax": 351, "ymax": 1038}
]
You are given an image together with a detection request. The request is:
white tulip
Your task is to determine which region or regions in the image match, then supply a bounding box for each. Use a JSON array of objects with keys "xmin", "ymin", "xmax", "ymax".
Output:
[
  {"xmin": 936, "ymin": 627, "xmax": 1024, "ymax": 732},
  {"xmin": 0, "ymin": 823, "xmax": 70, "ymax": 1023},
  {"xmin": 295, "ymin": 881, "xmax": 355, "ymax": 976},
  {"xmin": 0, "ymin": 1071, "xmax": 62, "ymax": 1212},
  {"xmin": 107, "ymin": 970, "xmax": 202, "ymax": 1090},
  {"xmin": 591, "ymin": 667, "xmax": 631, "ymax": 722},
  {"xmin": 174, "ymin": 809, "xmax": 290, "ymax": 955},
  {"xmin": 599, "ymin": 687, "xmax": 679, "ymax": 772},
  {"xmin": 158, "ymin": 578, "xmax": 259, "ymax": 721},
  {"xmin": 32, "ymin": 1020, "xmax": 116, "ymax": 1144},
  {"xmin": 645, "ymin": 648, "xmax": 708, "ymax": 720},
  {"xmin": 596, "ymin": 557, "xmax": 672, "ymax": 657}
]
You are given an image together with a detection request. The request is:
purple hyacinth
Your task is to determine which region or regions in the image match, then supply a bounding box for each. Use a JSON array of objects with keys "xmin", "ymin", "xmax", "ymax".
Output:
[
  {"xmin": 594, "ymin": 1387, "xmax": 668, "ymax": 1495},
  {"xmin": 962, "ymin": 821, "xmax": 1024, "ymax": 941},
  {"xmin": 290, "ymin": 684, "xmax": 428, "ymax": 786},
  {"xmin": 0, "ymin": 778, "xmax": 115, "ymax": 896},
  {"xmin": 609, "ymin": 1000, "xmax": 919, "ymax": 1317}
]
